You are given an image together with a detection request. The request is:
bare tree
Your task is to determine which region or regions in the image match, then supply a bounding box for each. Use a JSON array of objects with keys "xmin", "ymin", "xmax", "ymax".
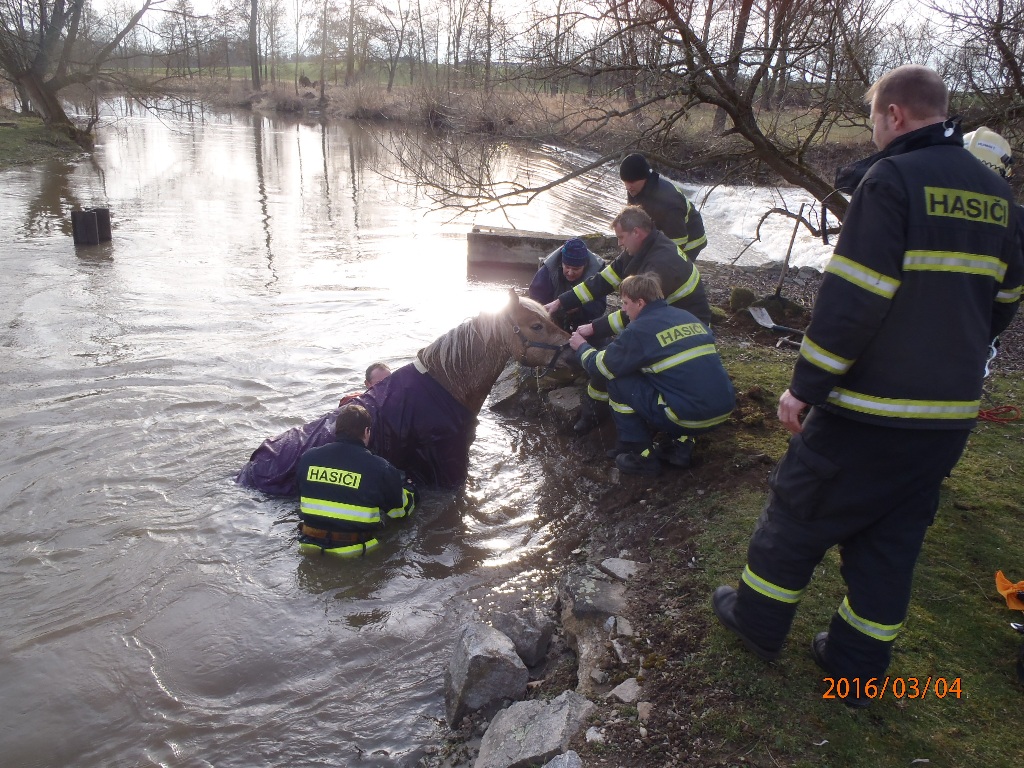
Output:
[
  {"xmin": 248, "ymin": 0, "xmax": 260, "ymax": 88},
  {"xmin": 373, "ymin": 0, "xmax": 412, "ymax": 91},
  {"xmin": 0, "ymin": 0, "xmax": 161, "ymax": 141}
]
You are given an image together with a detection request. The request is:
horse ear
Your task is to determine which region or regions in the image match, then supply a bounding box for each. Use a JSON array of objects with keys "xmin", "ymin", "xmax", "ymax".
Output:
[{"xmin": 508, "ymin": 288, "xmax": 520, "ymax": 306}]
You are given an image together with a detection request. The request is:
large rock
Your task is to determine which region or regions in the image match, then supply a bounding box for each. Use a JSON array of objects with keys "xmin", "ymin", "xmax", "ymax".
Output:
[
  {"xmin": 474, "ymin": 690, "xmax": 595, "ymax": 768},
  {"xmin": 542, "ymin": 751, "xmax": 583, "ymax": 768},
  {"xmin": 446, "ymin": 622, "xmax": 529, "ymax": 726},
  {"xmin": 488, "ymin": 607, "xmax": 556, "ymax": 668},
  {"xmin": 558, "ymin": 564, "xmax": 628, "ymax": 697}
]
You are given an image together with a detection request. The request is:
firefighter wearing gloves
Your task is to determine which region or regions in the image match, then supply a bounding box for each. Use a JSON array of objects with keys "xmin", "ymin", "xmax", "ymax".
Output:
[
  {"xmin": 569, "ymin": 272, "xmax": 734, "ymax": 476},
  {"xmin": 296, "ymin": 404, "xmax": 416, "ymax": 558},
  {"xmin": 712, "ymin": 65, "xmax": 1023, "ymax": 706}
]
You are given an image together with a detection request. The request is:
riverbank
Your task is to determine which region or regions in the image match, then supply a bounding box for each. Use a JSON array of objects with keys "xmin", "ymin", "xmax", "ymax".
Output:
[
  {"xmin": 148, "ymin": 78, "xmax": 872, "ymax": 189},
  {"xmin": 0, "ymin": 106, "xmax": 85, "ymax": 168},
  {"xmin": 425, "ymin": 263, "xmax": 1024, "ymax": 768}
]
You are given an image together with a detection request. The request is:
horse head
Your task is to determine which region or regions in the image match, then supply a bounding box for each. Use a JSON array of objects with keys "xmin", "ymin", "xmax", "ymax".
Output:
[{"xmin": 503, "ymin": 289, "xmax": 574, "ymax": 374}]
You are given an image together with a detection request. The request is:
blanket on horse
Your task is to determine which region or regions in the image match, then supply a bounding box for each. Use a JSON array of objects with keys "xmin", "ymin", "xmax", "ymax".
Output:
[{"xmin": 235, "ymin": 363, "xmax": 477, "ymax": 495}]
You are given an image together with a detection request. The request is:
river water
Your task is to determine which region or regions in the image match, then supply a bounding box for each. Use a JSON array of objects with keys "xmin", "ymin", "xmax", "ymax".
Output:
[{"xmin": 0, "ymin": 102, "xmax": 828, "ymax": 767}]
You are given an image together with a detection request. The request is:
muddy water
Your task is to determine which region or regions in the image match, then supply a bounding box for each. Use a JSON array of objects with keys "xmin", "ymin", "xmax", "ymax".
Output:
[{"xmin": 0, "ymin": 105, "xmax": 627, "ymax": 767}]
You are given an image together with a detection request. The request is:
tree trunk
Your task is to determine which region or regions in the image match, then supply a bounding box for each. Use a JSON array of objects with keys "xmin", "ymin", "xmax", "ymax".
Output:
[
  {"xmin": 345, "ymin": 0, "xmax": 356, "ymax": 86},
  {"xmin": 249, "ymin": 0, "xmax": 262, "ymax": 90},
  {"xmin": 713, "ymin": 0, "xmax": 754, "ymax": 134}
]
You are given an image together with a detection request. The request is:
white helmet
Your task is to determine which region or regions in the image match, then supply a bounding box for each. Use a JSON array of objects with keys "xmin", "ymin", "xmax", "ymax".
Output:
[{"xmin": 963, "ymin": 126, "xmax": 1013, "ymax": 178}]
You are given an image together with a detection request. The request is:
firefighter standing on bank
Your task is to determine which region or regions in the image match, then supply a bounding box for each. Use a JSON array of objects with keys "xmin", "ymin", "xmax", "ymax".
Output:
[{"xmin": 712, "ymin": 65, "xmax": 1023, "ymax": 705}]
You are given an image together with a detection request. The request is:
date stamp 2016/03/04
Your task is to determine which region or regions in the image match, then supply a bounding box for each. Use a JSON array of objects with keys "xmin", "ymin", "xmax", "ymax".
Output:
[{"xmin": 823, "ymin": 677, "xmax": 963, "ymax": 702}]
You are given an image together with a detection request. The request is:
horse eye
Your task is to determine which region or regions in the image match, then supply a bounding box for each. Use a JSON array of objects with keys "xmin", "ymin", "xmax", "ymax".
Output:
[{"xmin": 531, "ymin": 322, "xmax": 544, "ymax": 332}]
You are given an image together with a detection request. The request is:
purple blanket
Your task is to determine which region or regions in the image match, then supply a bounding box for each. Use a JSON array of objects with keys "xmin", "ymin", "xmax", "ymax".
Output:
[{"xmin": 235, "ymin": 363, "xmax": 476, "ymax": 495}]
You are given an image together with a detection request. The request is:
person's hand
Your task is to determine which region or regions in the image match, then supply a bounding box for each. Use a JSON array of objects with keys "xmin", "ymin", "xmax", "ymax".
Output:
[
  {"xmin": 569, "ymin": 331, "xmax": 587, "ymax": 351},
  {"xmin": 777, "ymin": 389, "xmax": 809, "ymax": 434},
  {"xmin": 544, "ymin": 299, "xmax": 561, "ymax": 314},
  {"xmin": 575, "ymin": 323, "xmax": 594, "ymax": 338}
]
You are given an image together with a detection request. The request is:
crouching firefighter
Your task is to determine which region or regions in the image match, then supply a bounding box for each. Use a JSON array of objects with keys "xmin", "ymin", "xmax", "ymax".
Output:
[{"xmin": 295, "ymin": 403, "xmax": 417, "ymax": 558}]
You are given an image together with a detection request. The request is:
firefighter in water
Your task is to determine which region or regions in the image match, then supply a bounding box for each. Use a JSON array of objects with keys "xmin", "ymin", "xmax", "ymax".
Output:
[{"xmin": 295, "ymin": 403, "xmax": 416, "ymax": 558}]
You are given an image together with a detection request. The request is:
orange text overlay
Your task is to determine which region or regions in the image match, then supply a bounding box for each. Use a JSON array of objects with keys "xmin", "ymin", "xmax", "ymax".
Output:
[{"xmin": 823, "ymin": 677, "xmax": 963, "ymax": 701}]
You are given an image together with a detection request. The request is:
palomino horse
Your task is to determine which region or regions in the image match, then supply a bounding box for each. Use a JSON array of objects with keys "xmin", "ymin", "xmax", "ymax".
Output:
[{"xmin": 235, "ymin": 291, "xmax": 573, "ymax": 493}]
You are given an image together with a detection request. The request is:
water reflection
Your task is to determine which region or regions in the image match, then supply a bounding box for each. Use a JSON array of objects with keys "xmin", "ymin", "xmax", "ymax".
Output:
[{"xmin": 0, "ymin": 105, "xmax": 636, "ymax": 767}]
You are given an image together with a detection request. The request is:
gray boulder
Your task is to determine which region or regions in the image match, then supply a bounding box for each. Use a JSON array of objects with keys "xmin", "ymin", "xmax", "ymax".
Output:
[
  {"xmin": 474, "ymin": 690, "xmax": 595, "ymax": 768},
  {"xmin": 542, "ymin": 751, "xmax": 583, "ymax": 768},
  {"xmin": 446, "ymin": 622, "xmax": 528, "ymax": 726},
  {"xmin": 558, "ymin": 564, "xmax": 628, "ymax": 697},
  {"xmin": 489, "ymin": 607, "xmax": 556, "ymax": 668}
]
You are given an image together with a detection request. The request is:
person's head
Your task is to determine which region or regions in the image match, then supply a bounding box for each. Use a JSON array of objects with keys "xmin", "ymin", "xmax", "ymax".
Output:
[
  {"xmin": 611, "ymin": 206, "xmax": 655, "ymax": 256},
  {"xmin": 864, "ymin": 65, "xmax": 948, "ymax": 150},
  {"xmin": 963, "ymin": 126, "xmax": 1013, "ymax": 179},
  {"xmin": 364, "ymin": 362, "xmax": 391, "ymax": 388},
  {"xmin": 560, "ymin": 237, "xmax": 590, "ymax": 282},
  {"xmin": 619, "ymin": 272, "xmax": 664, "ymax": 321},
  {"xmin": 619, "ymin": 153, "xmax": 652, "ymax": 196},
  {"xmin": 335, "ymin": 403, "xmax": 372, "ymax": 444}
]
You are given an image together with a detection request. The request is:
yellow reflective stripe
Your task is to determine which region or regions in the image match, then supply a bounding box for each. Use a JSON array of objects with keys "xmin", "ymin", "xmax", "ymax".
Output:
[
  {"xmin": 586, "ymin": 384, "xmax": 609, "ymax": 402},
  {"xmin": 683, "ymin": 234, "xmax": 707, "ymax": 253},
  {"xmin": 386, "ymin": 487, "xmax": 415, "ymax": 519},
  {"xmin": 594, "ymin": 350, "xmax": 615, "ymax": 380},
  {"xmin": 608, "ymin": 310, "xmax": 626, "ymax": 335},
  {"xmin": 670, "ymin": 238, "xmax": 691, "ymax": 261},
  {"xmin": 299, "ymin": 539, "xmax": 380, "ymax": 558},
  {"xmin": 609, "ymin": 398, "xmax": 635, "ymax": 415},
  {"xmin": 826, "ymin": 388, "xmax": 980, "ymax": 419},
  {"xmin": 826, "ymin": 255, "xmax": 901, "ymax": 298},
  {"xmin": 741, "ymin": 565, "xmax": 805, "ymax": 604},
  {"xmin": 580, "ymin": 347, "xmax": 598, "ymax": 365},
  {"xmin": 300, "ymin": 496, "xmax": 381, "ymax": 523},
  {"xmin": 666, "ymin": 266, "xmax": 701, "ymax": 304},
  {"xmin": 837, "ymin": 597, "xmax": 903, "ymax": 642},
  {"xmin": 996, "ymin": 284, "xmax": 1022, "ymax": 303},
  {"xmin": 575, "ymin": 264, "xmax": 620, "ymax": 302},
  {"xmin": 641, "ymin": 343, "xmax": 716, "ymax": 374},
  {"xmin": 664, "ymin": 407, "xmax": 731, "ymax": 430},
  {"xmin": 799, "ymin": 336, "xmax": 854, "ymax": 375},
  {"xmin": 903, "ymin": 250, "xmax": 1007, "ymax": 279},
  {"xmin": 573, "ymin": 282, "xmax": 595, "ymax": 303}
]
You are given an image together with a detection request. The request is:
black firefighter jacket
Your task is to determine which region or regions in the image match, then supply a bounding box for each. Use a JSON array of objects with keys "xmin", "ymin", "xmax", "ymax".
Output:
[
  {"xmin": 792, "ymin": 122, "xmax": 1023, "ymax": 429},
  {"xmin": 557, "ymin": 228, "xmax": 712, "ymax": 338}
]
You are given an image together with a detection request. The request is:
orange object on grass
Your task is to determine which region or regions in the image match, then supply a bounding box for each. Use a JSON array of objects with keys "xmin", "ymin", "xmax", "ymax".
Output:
[{"xmin": 995, "ymin": 571, "xmax": 1024, "ymax": 610}]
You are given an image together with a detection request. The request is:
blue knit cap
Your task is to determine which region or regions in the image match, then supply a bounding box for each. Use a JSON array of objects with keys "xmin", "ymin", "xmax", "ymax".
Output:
[{"xmin": 561, "ymin": 238, "xmax": 589, "ymax": 267}]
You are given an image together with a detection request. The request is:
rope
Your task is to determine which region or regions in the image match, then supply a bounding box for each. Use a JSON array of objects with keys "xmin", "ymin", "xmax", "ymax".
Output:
[{"xmin": 978, "ymin": 404, "xmax": 1022, "ymax": 423}]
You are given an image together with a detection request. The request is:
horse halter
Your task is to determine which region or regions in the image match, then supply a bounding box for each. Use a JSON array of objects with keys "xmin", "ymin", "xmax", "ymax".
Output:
[{"xmin": 507, "ymin": 314, "xmax": 570, "ymax": 378}]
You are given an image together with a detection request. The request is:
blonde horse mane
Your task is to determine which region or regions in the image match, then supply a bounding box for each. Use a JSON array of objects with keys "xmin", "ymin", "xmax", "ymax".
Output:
[{"xmin": 417, "ymin": 297, "xmax": 552, "ymax": 411}]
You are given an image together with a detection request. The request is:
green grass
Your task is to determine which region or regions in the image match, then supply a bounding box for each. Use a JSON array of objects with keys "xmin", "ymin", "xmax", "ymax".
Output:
[
  {"xmin": 677, "ymin": 354, "xmax": 1024, "ymax": 768},
  {"xmin": 0, "ymin": 110, "xmax": 84, "ymax": 168}
]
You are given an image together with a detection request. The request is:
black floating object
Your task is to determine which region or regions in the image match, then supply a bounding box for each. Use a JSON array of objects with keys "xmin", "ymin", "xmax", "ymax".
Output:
[{"xmin": 72, "ymin": 208, "xmax": 112, "ymax": 245}]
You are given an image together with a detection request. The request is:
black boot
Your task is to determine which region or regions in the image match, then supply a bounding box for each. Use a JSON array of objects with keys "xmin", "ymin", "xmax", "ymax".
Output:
[
  {"xmin": 606, "ymin": 441, "xmax": 647, "ymax": 460},
  {"xmin": 661, "ymin": 436, "xmax": 695, "ymax": 468},
  {"xmin": 574, "ymin": 398, "xmax": 609, "ymax": 435},
  {"xmin": 615, "ymin": 446, "xmax": 661, "ymax": 476}
]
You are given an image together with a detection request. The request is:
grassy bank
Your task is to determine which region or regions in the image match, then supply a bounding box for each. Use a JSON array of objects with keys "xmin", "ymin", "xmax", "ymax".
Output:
[
  {"xmin": 0, "ymin": 107, "xmax": 84, "ymax": 168},
  {"xmin": 568, "ymin": 340, "xmax": 1024, "ymax": 768}
]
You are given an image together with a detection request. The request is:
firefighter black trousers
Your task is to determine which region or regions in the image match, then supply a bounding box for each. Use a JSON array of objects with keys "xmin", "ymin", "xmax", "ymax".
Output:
[{"xmin": 733, "ymin": 407, "xmax": 969, "ymax": 678}]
